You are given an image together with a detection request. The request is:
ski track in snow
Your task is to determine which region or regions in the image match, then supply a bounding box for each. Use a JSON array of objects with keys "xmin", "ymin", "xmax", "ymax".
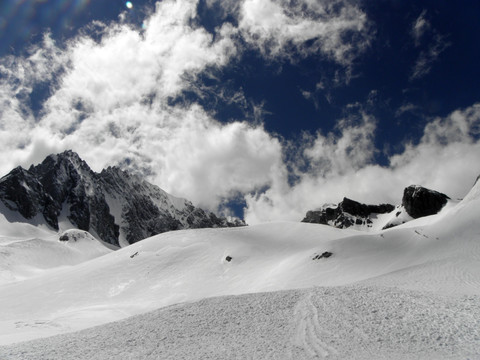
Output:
[
  {"xmin": 0, "ymin": 286, "xmax": 479, "ymax": 360},
  {"xmin": 289, "ymin": 293, "xmax": 339, "ymax": 358}
]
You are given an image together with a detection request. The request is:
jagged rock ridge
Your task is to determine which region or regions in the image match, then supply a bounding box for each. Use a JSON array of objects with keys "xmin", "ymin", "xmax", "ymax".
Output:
[
  {"xmin": 302, "ymin": 197, "xmax": 394, "ymax": 229},
  {"xmin": 0, "ymin": 151, "xmax": 245, "ymax": 246}
]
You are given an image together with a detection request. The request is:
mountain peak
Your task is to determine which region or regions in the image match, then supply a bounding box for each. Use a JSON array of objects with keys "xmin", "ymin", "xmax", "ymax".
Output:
[
  {"xmin": 0, "ymin": 152, "xmax": 245, "ymax": 246},
  {"xmin": 31, "ymin": 150, "xmax": 91, "ymax": 172}
]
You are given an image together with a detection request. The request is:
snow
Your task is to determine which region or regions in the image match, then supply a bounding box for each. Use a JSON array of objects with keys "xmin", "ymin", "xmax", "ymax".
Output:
[
  {"xmin": 0, "ymin": 182, "xmax": 480, "ymax": 358},
  {"xmin": 103, "ymin": 193, "xmax": 129, "ymax": 247},
  {"xmin": 0, "ymin": 286, "xmax": 478, "ymax": 359},
  {"xmin": 0, "ymin": 208, "xmax": 112, "ymax": 285}
]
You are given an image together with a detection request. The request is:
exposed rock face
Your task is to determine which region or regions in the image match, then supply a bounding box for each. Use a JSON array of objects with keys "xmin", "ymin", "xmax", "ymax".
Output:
[
  {"xmin": 0, "ymin": 151, "xmax": 245, "ymax": 246},
  {"xmin": 402, "ymin": 185, "xmax": 450, "ymax": 219},
  {"xmin": 99, "ymin": 166, "xmax": 244, "ymax": 244},
  {"xmin": 302, "ymin": 197, "xmax": 394, "ymax": 229},
  {"xmin": 0, "ymin": 166, "xmax": 55, "ymax": 222}
]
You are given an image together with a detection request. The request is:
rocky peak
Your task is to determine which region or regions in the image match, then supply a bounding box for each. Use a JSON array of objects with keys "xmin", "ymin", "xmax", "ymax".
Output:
[
  {"xmin": 402, "ymin": 185, "xmax": 450, "ymax": 219},
  {"xmin": 0, "ymin": 151, "xmax": 245, "ymax": 246},
  {"xmin": 302, "ymin": 197, "xmax": 394, "ymax": 229}
]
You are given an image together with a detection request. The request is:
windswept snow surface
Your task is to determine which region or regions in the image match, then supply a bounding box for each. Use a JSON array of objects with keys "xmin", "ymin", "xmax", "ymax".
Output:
[
  {"xmin": 1, "ymin": 182, "xmax": 480, "ymax": 358},
  {"xmin": 1, "ymin": 286, "xmax": 478, "ymax": 360},
  {"xmin": 0, "ymin": 207, "xmax": 112, "ymax": 285}
]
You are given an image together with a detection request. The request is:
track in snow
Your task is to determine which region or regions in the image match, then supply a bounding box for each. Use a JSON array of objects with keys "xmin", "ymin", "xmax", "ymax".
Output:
[
  {"xmin": 290, "ymin": 293, "xmax": 339, "ymax": 358},
  {"xmin": 1, "ymin": 285, "xmax": 479, "ymax": 360}
]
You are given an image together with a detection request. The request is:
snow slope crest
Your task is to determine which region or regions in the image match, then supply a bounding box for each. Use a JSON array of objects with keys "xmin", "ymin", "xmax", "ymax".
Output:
[{"xmin": 462, "ymin": 175, "xmax": 480, "ymax": 203}]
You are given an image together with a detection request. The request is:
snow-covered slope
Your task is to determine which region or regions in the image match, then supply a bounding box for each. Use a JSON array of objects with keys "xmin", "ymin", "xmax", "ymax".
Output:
[
  {"xmin": 0, "ymin": 180, "xmax": 479, "ymax": 358},
  {"xmin": 0, "ymin": 203, "xmax": 112, "ymax": 285},
  {"xmin": 2, "ymin": 286, "xmax": 477, "ymax": 360}
]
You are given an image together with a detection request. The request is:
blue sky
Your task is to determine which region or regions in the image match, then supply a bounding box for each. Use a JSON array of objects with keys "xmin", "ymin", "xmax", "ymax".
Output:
[{"xmin": 0, "ymin": 0, "xmax": 479, "ymax": 222}]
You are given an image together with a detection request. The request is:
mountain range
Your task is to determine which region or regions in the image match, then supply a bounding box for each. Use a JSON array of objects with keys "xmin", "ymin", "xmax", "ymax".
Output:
[{"xmin": 0, "ymin": 150, "xmax": 244, "ymax": 247}]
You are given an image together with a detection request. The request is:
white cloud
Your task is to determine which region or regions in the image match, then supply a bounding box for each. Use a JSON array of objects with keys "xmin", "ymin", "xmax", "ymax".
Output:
[
  {"xmin": 410, "ymin": 33, "xmax": 450, "ymax": 81},
  {"xmin": 238, "ymin": 0, "xmax": 372, "ymax": 65},
  {"xmin": 0, "ymin": 34, "xmax": 68, "ymax": 166},
  {"xmin": 409, "ymin": 11, "xmax": 450, "ymax": 81},
  {"xmin": 302, "ymin": 110, "xmax": 377, "ymax": 176},
  {"xmin": 395, "ymin": 103, "xmax": 418, "ymax": 117},
  {"xmin": 411, "ymin": 10, "xmax": 430, "ymax": 46}
]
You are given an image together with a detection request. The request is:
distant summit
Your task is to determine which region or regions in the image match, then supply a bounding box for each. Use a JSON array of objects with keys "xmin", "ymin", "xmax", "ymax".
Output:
[
  {"xmin": 302, "ymin": 198, "xmax": 394, "ymax": 229},
  {"xmin": 0, "ymin": 150, "xmax": 245, "ymax": 246},
  {"xmin": 302, "ymin": 185, "xmax": 451, "ymax": 231}
]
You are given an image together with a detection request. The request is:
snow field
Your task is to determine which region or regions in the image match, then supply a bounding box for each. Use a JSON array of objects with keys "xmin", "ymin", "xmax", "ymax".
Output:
[
  {"xmin": 0, "ymin": 286, "xmax": 478, "ymax": 359},
  {"xmin": 0, "ymin": 180, "xmax": 480, "ymax": 357}
]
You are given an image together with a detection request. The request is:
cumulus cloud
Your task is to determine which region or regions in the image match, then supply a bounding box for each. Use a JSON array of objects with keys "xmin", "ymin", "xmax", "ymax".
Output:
[
  {"xmin": 302, "ymin": 109, "xmax": 377, "ymax": 177},
  {"xmin": 244, "ymin": 103, "xmax": 480, "ymax": 224}
]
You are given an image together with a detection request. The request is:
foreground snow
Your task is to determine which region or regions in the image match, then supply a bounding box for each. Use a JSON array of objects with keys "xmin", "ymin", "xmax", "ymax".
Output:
[
  {"xmin": 1, "ymin": 286, "xmax": 478, "ymax": 359},
  {"xmin": 0, "ymin": 181, "xmax": 480, "ymax": 358}
]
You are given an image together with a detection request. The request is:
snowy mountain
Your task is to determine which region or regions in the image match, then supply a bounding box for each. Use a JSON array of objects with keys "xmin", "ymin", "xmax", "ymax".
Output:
[
  {"xmin": 0, "ymin": 176, "xmax": 479, "ymax": 358},
  {"xmin": 302, "ymin": 185, "xmax": 451, "ymax": 231},
  {"xmin": 0, "ymin": 150, "xmax": 244, "ymax": 247},
  {"xmin": 0, "ymin": 172, "xmax": 479, "ymax": 358}
]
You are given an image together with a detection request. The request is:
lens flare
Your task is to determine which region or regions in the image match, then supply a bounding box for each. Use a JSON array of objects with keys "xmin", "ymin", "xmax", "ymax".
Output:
[{"xmin": 126, "ymin": 1, "xmax": 133, "ymax": 9}]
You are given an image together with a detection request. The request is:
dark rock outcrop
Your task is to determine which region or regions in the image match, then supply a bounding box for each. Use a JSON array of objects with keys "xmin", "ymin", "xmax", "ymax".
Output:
[
  {"xmin": 303, "ymin": 184, "xmax": 451, "ymax": 231},
  {"xmin": 0, "ymin": 150, "xmax": 245, "ymax": 246},
  {"xmin": 402, "ymin": 185, "xmax": 449, "ymax": 219},
  {"xmin": 302, "ymin": 197, "xmax": 394, "ymax": 229},
  {"xmin": 312, "ymin": 252, "xmax": 332, "ymax": 260}
]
